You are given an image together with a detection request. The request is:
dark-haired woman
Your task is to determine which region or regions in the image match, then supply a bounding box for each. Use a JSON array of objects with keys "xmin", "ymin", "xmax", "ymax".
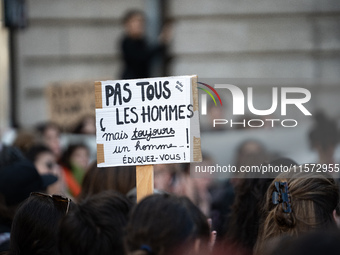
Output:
[
  {"xmin": 125, "ymin": 194, "xmax": 212, "ymax": 255},
  {"xmin": 59, "ymin": 144, "xmax": 90, "ymax": 198},
  {"xmin": 8, "ymin": 193, "xmax": 70, "ymax": 255}
]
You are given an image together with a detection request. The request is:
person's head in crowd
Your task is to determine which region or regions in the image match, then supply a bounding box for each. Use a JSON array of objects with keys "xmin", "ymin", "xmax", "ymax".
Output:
[
  {"xmin": 59, "ymin": 144, "xmax": 90, "ymax": 199},
  {"xmin": 125, "ymin": 194, "xmax": 211, "ymax": 255},
  {"xmin": 35, "ymin": 122, "xmax": 62, "ymax": 159},
  {"xmin": 8, "ymin": 192, "xmax": 70, "ymax": 255},
  {"xmin": 171, "ymin": 163, "xmax": 192, "ymax": 195},
  {"xmin": 224, "ymin": 158, "xmax": 297, "ymax": 254},
  {"xmin": 171, "ymin": 163, "xmax": 203, "ymax": 213},
  {"xmin": 0, "ymin": 144, "xmax": 25, "ymax": 169},
  {"xmin": 205, "ymin": 100, "xmax": 226, "ymax": 132},
  {"xmin": 154, "ymin": 164, "xmax": 180, "ymax": 193},
  {"xmin": 59, "ymin": 191, "xmax": 131, "ymax": 255},
  {"xmin": 309, "ymin": 111, "xmax": 339, "ymax": 165},
  {"xmin": 26, "ymin": 144, "xmax": 63, "ymax": 195},
  {"xmin": 233, "ymin": 140, "xmax": 267, "ymax": 183},
  {"xmin": 72, "ymin": 115, "xmax": 96, "ymax": 135},
  {"xmin": 269, "ymin": 230, "xmax": 340, "ymax": 255},
  {"xmin": 79, "ymin": 162, "xmax": 136, "ymax": 201},
  {"xmin": 123, "ymin": 9, "xmax": 145, "ymax": 39},
  {"xmin": 60, "ymin": 143, "xmax": 90, "ymax": 171},
  {"xmin": 12, "ymin": 129, "xmax": 37, "ymax": 156},
  {"xmin": 254, "ymin": 168, "xmax": 339, "ymax": 255},
  {"xmin": 0, "ymin": 161, "xmax": 58, "ymax": 252},
  {"xmin": 26, "ymin": 144, "xmax": 58, "ymax": 176},
  {"xmin": 180, "ymin": 196, "xmax": 211, "ymax": 244},
  {"xmin": 187, "ymin": 154, "xmax": 214, "ymax": 216},
  {"xmin": 0, "ymin": 161, "xmax": 58, "ymax": 208}
]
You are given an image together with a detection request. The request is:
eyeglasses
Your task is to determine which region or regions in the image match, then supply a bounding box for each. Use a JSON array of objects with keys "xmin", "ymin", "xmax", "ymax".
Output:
[{"xmin": 30, "ymin": 192, "xmax": 71, "ymax": 214}]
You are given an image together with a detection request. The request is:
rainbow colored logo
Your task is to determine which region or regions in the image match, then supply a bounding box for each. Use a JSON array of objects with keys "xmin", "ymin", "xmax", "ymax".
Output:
[{"xmin": 197, "ymin": 82, "xmax": 223, "ymax": 106}]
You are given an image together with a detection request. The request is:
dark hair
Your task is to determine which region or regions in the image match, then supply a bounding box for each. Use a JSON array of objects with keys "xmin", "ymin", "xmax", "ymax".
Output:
[
  {"xmin": 124, "ymin": 194, "xmax": 210, "ymax": 255},
  {"xmin": 26, "ymin": 144, "xmax": 53, "ymax": 162},
  {"xmin": 223, "ymin": 179, "xmax": 271, "ymax": 251},
  {"xmin": 270, "ymin": 230, "xmax": 340, "ymax": 255},
  {"xmin": 8, "ymin": 195, "xmax": 67, "ymax": 255},
  {"xmin": 59, "ymin": 191, "xmax": 132, "ymax": 255},
  {"xmin": 59, "ymin": 143, "xmax": 89, "ymax": 170},
  {"xmin": 181, "ymin": 196, "xmax": 210, "ymax": 241},
  {"xmin": 0, "ymin": 145, "xmax": 25, "ymax": 168},
  {"xmin": 254, "ymin": 169, "xmax": 339, "ymax": 255},
  {"xmin": 224, "ymin": 158, "xmax": 297, "ymax": 251},
  {"xmin": 122, "ymin": 9, "xmax": 144, "ymax": 25},
  {"xmin": 35, "ymin": 122, "xmax": 61, "ymax": 136},
  {"xmin": 72, "ymin": 114, "xmax": 95, "ymax": 134},
  {"xmin": 309, "ymin": 111, "xmax": 339, "ymax": 150},
  {"xmin": 234, "ymin": 140, "xmax": 267, "ymax": 177},
  {"xmin": 79, "ymin": 162, "xmax": 136, "ymax": 200}
]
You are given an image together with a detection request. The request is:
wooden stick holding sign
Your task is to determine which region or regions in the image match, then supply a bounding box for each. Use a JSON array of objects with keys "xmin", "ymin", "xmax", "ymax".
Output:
[
  {"xmin": 95, "ymin": 75, "xmax": 201, "ymax": 203},
  {"xmin": 136, "ymin": 165, "xmax": 154, "ymax": 202}
]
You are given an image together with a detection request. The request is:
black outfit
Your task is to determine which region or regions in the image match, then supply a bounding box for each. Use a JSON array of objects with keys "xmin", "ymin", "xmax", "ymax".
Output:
[
  {"xmin": 0, "ymin": 145, "xmax": 25, "ymax": 169},
  {"xmin": 0, "ymin": 220, "xmax": 11, "ymax": 252},
  {"xmin": 120, "ymin": 36, "xmax": 165, "ymax": 79},
  {"xmin": 0, "ymin": 160, "xmax": 58, "ymax": 253},
  {"xmin": 210, "ymin": 180, "xmax": 235, "ymax": 238}
]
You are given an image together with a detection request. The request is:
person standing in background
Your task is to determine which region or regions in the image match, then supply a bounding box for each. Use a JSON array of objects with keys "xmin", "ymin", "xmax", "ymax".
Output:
[{"xmin": 120, "ymin": 10, "xmax": 171, "ymax": 79}]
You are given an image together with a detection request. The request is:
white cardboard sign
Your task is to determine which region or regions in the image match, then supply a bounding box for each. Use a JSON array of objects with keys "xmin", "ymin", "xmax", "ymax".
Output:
[{"xmin": 95, "ymin": 75, "xmax": 201, "ymax": 167}]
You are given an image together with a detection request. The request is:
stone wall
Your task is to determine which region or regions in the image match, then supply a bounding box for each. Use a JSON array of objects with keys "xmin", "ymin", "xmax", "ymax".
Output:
[
  {"xmin": 14, "ymin": 0, "xmax": 340, "ymax": 126},
  {"xmin": 168, "ymin": 0, "xmax": 340, "ymax": 119},
  {"xmin": 16, "ymin": 0, "xmax": 144, "ymax": 126}
]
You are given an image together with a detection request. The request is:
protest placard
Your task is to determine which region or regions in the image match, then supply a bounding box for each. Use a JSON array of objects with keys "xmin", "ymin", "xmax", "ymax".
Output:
[
  {"xmin": 46, "ymin": 81, "xmax": 95, "ymax": 131},
  {"xmin": 95, "ymin": 75, "xmax": 202, "ymax": 167}
]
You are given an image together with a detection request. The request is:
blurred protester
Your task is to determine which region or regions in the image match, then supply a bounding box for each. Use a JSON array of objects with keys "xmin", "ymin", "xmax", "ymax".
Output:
[
  {"xmin": 201, "ymin": 100, "xmax": 227, "ymax": 132},
  {"xmin": 0, "ymin": 162, "xmax": 57, "ymax": 252},
  {"xmin": 172, "ymin": 163, "xmax": 196, "ymax": 202},
  {"xmin": 0, "ymin": 144, "xmax": 25, "ymax": 169},
  {"xmin": 12, "ymin": 129, "xmax": 37, "ymax": 157},
  {"xmin": 7, "ymin": 192, "xmax": 70, "ymax": 255},
  {"xmin": 210, "ymin": 140, "xmax": 267, "ymax": 237},
  {"xmin": 72, "ymin": 115, "xmax": 96, "ymax": 135},
  {"xmin": 120, "ymin": 9, "xmax": 170, "ymax": 79},
  {"xmin": 153, "ymin": 164, "xmax": 180, "ymax": 194},
  {"xmin": 309, "ymin": 112, "xmax": 339, "ymax": 166},
  {"xmin": 223, "ymin": 158, "xmax": 297, "ymax": 255},
  {"xmin": 26, "ymin": 144, "xmax": 64, "ymax": 195},
  {"xmin": 233, "ymin": 140, "xmax": 268, "ymax": 181},
  {"xmin": 59, "ymin": 191, "xmax": 131, "ymax": 255},
  {"xmin": 189, "ymin": 156, "xmax": 214, "ymax": 216},
  {"xmin": 35, "ymin": 122, "xmax": 62, "ymax": 160},
  {"xmin": 79, "ymin": 162, "xmax": 136, "ymax": 201},
  {"xmin": 124, "ymin": 194, "xmax": 211, "ymax": 255},
  {"xmin": 254, "ymin": 169, "xmax": 339, "ymax": 255},
  {"xmin": 59, "ymin": 144, "xmax": 90, "ymax": 198},
  {"xmin": 210, "ymin": 181, "xmax": 235, "ymax": 240}
]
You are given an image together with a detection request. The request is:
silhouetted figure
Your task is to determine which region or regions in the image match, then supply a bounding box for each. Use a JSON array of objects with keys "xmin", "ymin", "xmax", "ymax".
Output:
[{"xmin": 120, "ymin": 10, "xmax": 170, "ymax": 79}]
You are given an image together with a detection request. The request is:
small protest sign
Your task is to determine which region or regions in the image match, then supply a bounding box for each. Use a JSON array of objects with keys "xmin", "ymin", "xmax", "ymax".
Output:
[
  {"xmin": 95, "ymin": 75, "xmax": 202, "ymax": 167},
  {"xmin": 46, "ymin": 81, "xmax": 95, "ymax": 130}
]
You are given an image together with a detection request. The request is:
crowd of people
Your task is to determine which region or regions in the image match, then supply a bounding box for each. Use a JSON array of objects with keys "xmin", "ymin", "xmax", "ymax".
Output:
[
  {"xmin": 0, "ymin": 109, "xmax": 339, "ymax": 255},
  {"xmin": 0, "ymin": 8, "xmax": 340, "ymax": 255}
]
